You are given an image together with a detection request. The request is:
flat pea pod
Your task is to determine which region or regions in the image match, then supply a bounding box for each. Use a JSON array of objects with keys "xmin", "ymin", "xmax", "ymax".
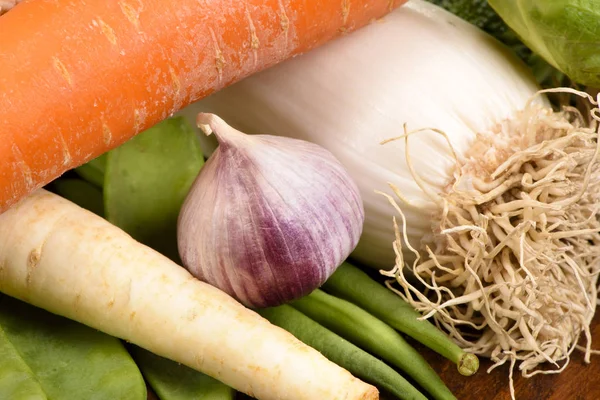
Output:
[
  {"xmin": 258, "ymin": 304, "xmax": 427, "ymax": 400},
  {"xmin": 322, "ymin": 263, "xmax": 479, "ymax": 376},
  {"xmin": 291, "ymin": 289, "xmax": 456, "ymax": 400},
  {"xmin": 51, "ymin": 179, "xmax": 105, "ymax": 217},
  {"xmin": 104, "ymin": 116, "xmax": 204, "ymax": 262},
  {"xmin": 129, "ymin": 346, "xmax": 235, "ymax": 400},
  {"xmin": 75, "ymin": 153, "xmax": 107, "ymax": 188},
  {"xmin": 0, "ymin": 294, "xmax": 146, "ymax": 400}
]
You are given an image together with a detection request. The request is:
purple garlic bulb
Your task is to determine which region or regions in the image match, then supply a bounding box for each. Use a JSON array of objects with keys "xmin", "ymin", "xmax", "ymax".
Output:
[{"xmin": 177, "ymin": 113, "xmax": 364, "ymax": 308}]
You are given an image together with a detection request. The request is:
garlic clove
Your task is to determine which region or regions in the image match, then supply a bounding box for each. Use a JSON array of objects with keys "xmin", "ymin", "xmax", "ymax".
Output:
[{"xmin": 177, "ymin": 113, "xmax": 364, "ymax": 308}]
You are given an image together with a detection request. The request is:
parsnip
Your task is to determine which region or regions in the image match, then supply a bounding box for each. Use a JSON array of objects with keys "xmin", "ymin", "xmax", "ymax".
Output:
[{"xmin": 0, "ymin": 189, "xmax": 378, "ymax": 400}]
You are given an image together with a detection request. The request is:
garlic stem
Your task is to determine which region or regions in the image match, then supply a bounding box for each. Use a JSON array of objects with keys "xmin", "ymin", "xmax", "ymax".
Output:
[{"xmin": 196, "ymin": 112, "xmax": 248, "ymax": 147}]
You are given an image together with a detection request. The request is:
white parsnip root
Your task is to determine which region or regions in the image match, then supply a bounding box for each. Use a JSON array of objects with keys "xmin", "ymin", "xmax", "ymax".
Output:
[{"xmin": 0, "ymin": 189, "xmax": 378, "ymax": 400}]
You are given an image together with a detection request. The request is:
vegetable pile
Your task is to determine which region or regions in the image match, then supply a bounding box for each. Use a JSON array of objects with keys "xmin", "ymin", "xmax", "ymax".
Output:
[
  {"xmin": 1, "ymin": 111, "xmax": 476, "ymax": 399},
  {"xmin": 3, "ymin": 0, "xmax": 600, "ymax": 399},
  {"xmin": 0, "ymin": 180, "xmax": 376, "ymax": 399}
]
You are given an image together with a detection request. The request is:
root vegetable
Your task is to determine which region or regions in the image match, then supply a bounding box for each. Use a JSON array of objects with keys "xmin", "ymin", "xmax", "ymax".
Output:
[{"xmin": 0, "ymin": 189, "xmax": 377, "ymax": 400}]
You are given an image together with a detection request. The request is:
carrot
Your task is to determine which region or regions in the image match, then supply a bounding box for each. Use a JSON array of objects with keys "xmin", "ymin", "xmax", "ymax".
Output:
[
  {"xmin": 0, "ymin": 0, "xmax": 405, "ymax": 214},
  {"xmin": 0, "ymin": 189, "xmax": 378, "ymax": 400}
]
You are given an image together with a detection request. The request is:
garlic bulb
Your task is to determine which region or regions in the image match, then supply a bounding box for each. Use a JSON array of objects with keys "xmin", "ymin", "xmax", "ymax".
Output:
[{"xmin": 177, "ymin": 113, "xmax": 364, "ymax": 308}]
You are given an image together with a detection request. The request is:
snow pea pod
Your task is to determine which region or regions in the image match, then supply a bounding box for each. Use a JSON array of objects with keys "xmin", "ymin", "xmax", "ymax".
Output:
[
  {"xmin": 104, "ymin": 116, "xmax": 204, "ymax": 261},
  {"xmin": 130, "ymin": 346, "xmax": 235, "ymax": 400},
  {"xmin": 52, "ymin": 179, "xmax": 104, "ymax": 217}
]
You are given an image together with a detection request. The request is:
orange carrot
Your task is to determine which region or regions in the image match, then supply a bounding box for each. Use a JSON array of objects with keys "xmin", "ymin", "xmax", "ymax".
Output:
[{"xmin": 0, "ymin": 0, "xmax": 405, "ymax": 213}]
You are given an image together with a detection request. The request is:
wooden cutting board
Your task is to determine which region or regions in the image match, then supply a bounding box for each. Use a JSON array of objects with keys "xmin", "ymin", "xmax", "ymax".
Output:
[{"xmin": 417, "ymin": 311, "xmax": 600, "ymax": 400}]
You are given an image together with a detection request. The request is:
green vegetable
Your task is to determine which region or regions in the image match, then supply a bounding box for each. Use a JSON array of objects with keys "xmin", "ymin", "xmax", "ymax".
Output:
[
  {"xmin": 488, "ymin": 0, "xmax": 598, "ymax": 87},
  {"xmin": 0, "ymin": 324, "xmax": 46, "ymax": 400},
  {"xmin": 258, "ymin": 304, "xmax": 427, "ymax": 400},
  {"xmin": 129, "ymin": 346, "xmax": 234, "ymax": 400},
  {"xmin": 322, "ymin": 263, "xmax": 479, "ymax": 376},
  {"xmin": 0, "ymin": 294, "xmax": 146, "ymax": 400},
  {"xmin": 75, "ymin": 153, "xmax": 107, "ymax": 188},
  {"xmin": 104, "ymin": 117, "xmax": 204, "ymax": 261},
  {"xmin": 52, "ymin": 179, "xmax": 105, "ymax": 216},
  {"xmin": 290, "ymin": 289, "xmax": 456, "ymax": 400}
]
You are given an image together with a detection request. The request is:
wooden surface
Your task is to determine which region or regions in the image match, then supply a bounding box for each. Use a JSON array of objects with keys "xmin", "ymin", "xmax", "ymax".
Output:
[{"xmin": 416, "ymin": 312, "xmax": 600, "ymax": 400}]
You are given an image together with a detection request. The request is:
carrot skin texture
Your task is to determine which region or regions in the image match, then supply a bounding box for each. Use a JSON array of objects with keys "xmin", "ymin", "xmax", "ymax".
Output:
[
  {"xmin": 0, "ymin": 190, "xmax": 378, "ymax": 400},
  {"xmin": 0, "ymin": 0, "xmax": 406, "ymax": 213}
]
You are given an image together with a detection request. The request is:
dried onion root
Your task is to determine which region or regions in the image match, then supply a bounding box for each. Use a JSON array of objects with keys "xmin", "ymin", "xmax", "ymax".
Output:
[{"xmin": 383, "ymin": 90, "xmax": 600, "ymax": 398}]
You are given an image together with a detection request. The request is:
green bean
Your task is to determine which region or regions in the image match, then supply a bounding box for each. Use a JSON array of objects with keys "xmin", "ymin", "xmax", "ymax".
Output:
[
  {"xmin": 257, "ymin": 304, "xmax": 427, "ymax": 400},
  {"xmin": 129, "ymin": 346, "xmax": 235, "ymax": 400},
  {"xmin": 322, "ymin": 263, "xmax": 479, "ymax": 376},
  {"xmin": 290, "ymin": 289, "xmax": 456, "ymax": 400}
]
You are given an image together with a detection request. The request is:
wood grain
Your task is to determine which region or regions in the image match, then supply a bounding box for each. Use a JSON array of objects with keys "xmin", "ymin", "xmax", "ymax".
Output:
[{"xmin": 417, "ymin": 312, "xmax": 600, "ymax": 400}]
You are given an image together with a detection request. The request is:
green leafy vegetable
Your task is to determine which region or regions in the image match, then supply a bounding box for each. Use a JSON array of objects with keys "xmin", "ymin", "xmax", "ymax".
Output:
[
  {"xmin": 427, "ymin": 0, "xmax": 563, "ymax": 88},
  {"xmin": 104, "ymin": 117, "xmax": 204, "ymax": 261},
  {"xmin": 129, "ymin": 346, "xmax": 235, "ymax": 400},
  {"xmin": 0, "ymin": 295, "xmax": 146, "ymax": 400},
  {"xmin": 0, "ymin": 324, "xmax": 46, "ymax": 400},
  {"xmin": 488, "ymin": 0, "xmax": 597, "ymax": 87}
]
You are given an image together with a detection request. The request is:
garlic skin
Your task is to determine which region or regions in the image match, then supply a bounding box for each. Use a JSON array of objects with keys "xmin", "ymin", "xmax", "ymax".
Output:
[
  {"xmin": 183, "ymin": 0, "xmax": 543, "ymax": 269},
  {"xmin": 178, "ymin": 114, "xmax": 364, "ymax": 308}
]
